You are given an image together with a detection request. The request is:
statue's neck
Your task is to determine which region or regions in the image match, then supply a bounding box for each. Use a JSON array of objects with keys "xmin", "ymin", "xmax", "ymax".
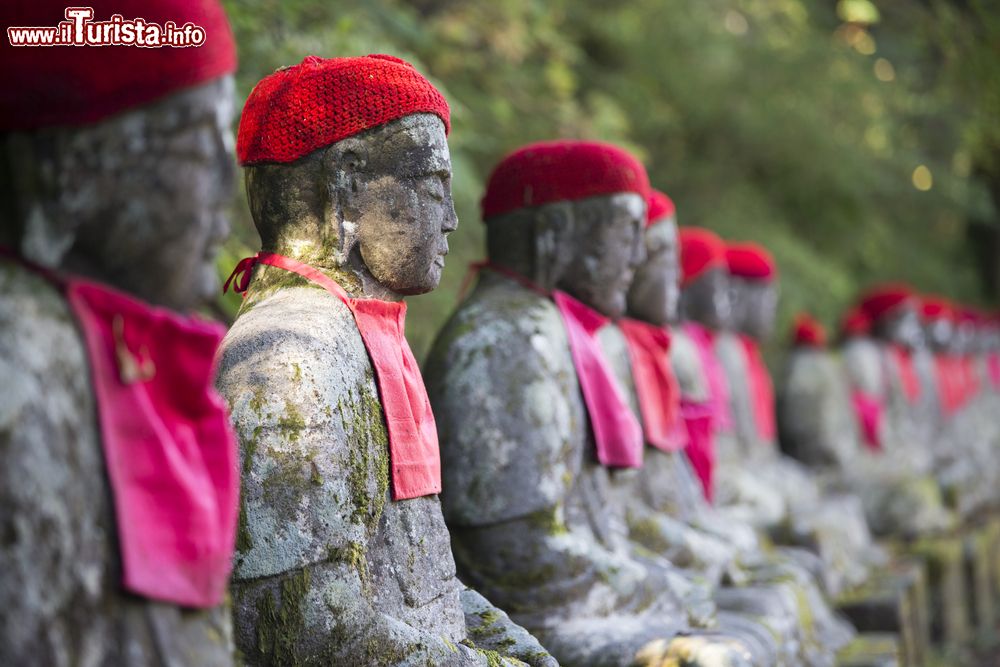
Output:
[{"xmin": 257, "ymin": 229, "xmax": 402, "ymax": 302}]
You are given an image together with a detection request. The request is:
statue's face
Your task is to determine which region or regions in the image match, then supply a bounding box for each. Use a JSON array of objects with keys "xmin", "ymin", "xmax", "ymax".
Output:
[
  {"xmin": 557, "ymin": 193, "xmax": 646, "ymax": 318},
  {"xmin": 626, "ymin": 216, "xmax": 681, "ymax": 326},
  {"xmin": 52, "ymin": 77, "xmax": 236, "ymax": 310},
  {"xmin": 879, "ymin": 303, "xmax": 925, "ymax": 349},
  {"xmin": 680, "ymin": 266, "xmax": 731, "ymax": 330},
  {"xmin": 345, "ymin": 114, "xmax": 457, "ymax": 295},
  {"xmin": 741, "ymin": 280, "xmax": 779, "ymax": 341},
  {"xmin": 924, "ymin": 317, "xmax": 954, "ymax": 352}
]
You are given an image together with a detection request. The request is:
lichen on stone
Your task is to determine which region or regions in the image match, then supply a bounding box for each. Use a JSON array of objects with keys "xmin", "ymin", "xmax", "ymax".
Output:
[{"xmin": 254, "ymin": 568, "xmax": 312, "ymax": 666}]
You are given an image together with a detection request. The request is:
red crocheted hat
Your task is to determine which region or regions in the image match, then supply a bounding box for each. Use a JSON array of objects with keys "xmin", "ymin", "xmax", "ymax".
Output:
[
  {"xmin": 647, "ymin": 189, "xmax": 676, "ymax": 227},
  {"xmin": 792, "ymin": 313, "xmax": 827, "ymax": 347},
  {"xmin": 237, "ymin": 54, "xmax": 450, "ymax": 165},
  {"xmin": 679, "ymin": 227, "xmax": 727, "ymax": 286},
  {"xmin": 0, "ymin": 0, "xmax": 236, "ymax": 130},
  {"xmin": 725, "ymin": 242, "xmax": 777, "ymax": 281},
  {"xmin": 920, "ymin": 295, "xmax": 955, "ymax": 323},
  {"xmin": 858, "ymin": 283, "xmax": 914, "ymax": 324},
  {"xmin": 840, "ymin": 306, "xmax": 870, "ymax": 338},
  {"xmin": 481, "ymin": 140, "xmax": 650, "ymax": 220}
]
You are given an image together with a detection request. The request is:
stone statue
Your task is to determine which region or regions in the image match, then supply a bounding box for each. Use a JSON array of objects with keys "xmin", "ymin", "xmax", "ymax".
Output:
[
  {"xmin": 426, "ymin": 141, "xmax": 755, "ymax": 667},
  {"xmin": 605, "ymin": 195, "xmax": 866, "ymax": 666},
  {"xmin": 215, "ymin": 55, "xmax": 554, "ymax": 667},
  {"xmin": 719, "ymin": 245, "xmax": 884, "ymax": 599},
  {"xmin": 0, "ymin": 1, "xmax": 239, "ymax": 663}
]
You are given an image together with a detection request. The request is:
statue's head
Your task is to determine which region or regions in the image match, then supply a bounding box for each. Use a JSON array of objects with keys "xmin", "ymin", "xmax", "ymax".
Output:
[
  {"xmin": 238, "ymin": 55, "xmax": 456, "ymax": 297},
  {"xmin": 626, "ymin": 190, "xmax": 681, "ymax": 326},
  {"xmin": 481, "ymin": 140, "xmax": 649, "ymax": 318},
  {"xmin": 919, "ymin": 296, "xmax": 955, "ymax": 353},
  {"xmin": 678, "ymin": 227, "xmax": 731, "ymax": 329},
  {"xmin": 858, "ymin": 284, "xmax": 924, "ymax": 349},
  {"xmin": 0, "ymin": 0, "xmax": 237, "ymax": 311},
  {"xmin": 791, "ymin": 312, "xmax": 828, "ymax": 350},
  {"xmin": 725, "ymin": 242, "xmax": 779, "ymax": 341},
  {"xmin": 839, "ymin": 306, "xmax": 872, "ymax": 344}
]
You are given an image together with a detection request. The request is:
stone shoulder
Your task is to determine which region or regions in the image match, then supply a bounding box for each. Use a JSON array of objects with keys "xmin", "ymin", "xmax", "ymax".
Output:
[
  {"xmin": 669, "ymin": 327, "xmax": 710, "ymax": 402},
  {"xmin": 425, "ymin": 281, "xmax": 585, "ymax": 526},
  {"xmin": 216, "ymin": 287, "xmax": 391, "ymax": 580}
]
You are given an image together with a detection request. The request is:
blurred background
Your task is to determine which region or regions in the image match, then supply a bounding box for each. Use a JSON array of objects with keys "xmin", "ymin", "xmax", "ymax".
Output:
[{"xmin": 216, "ymin": 0, "xmax": 1000, "ymax": 362}]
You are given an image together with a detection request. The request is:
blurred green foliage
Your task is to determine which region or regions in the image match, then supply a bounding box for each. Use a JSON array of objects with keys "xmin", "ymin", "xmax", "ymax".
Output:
[{"xmin": 219, "ymin": 0, "xmax": 998, "ymax": 361}]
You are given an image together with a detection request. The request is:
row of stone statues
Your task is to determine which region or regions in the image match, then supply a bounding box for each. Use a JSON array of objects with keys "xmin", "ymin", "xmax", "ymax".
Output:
[{"xmin": 3, "ymin": 1, "xmax": 999, "ymax": 665}]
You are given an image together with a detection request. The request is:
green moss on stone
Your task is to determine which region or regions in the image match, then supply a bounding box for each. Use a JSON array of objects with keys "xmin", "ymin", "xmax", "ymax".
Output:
[
  {"xmin": 277, "ymin": 399, "xmax": 306, "ymax": 442},
  {"xmin": 236, "ymin": 493, "xmax": 253, "ymax": 555},
  {"xmin": 255, "ymin": 568, "xmax": 311, "ymax": 666},
  {"xmin": 628, "ymin": 515, "xmax": 672, "ymax": 554},
  {"xmin": 525, "ymin": 507, "xmax": 568, "ymax": 536}
]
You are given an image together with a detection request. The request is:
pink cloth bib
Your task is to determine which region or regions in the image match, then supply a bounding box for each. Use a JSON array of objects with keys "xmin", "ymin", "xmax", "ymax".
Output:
[
  {"xmin": 739, "ymin": 334, "xmax": 776, "ymax": 444},
  {"xmin": 683, "ymin": 321, "xmax": 733, "ymax": 433},
  {"xmin": 680, "ymin": 399, "xmax": 715, "ymax": 502},
  {"xmin": 850, "ymin": 389, "xmax": 883, "ymax": 452},
  {"xmin": 888, "ymin": 344, "xmax": 921, "ymax": 405},
  {"xmin": 618, "ymin": 318, "xmax": 687, "ymax": 452},
  {"xmin": 554, "ymin": 291, "xmax": 644, "ymax": 468},
  {"xmin": 226, "ymin": 253, "xmax": 441, "ymax": 500},
  {"xmin": 3, "ymin": 249, "xmax": 239, "ymax": 608},
  {"xmin": 464, "ymin": 262, "xmax": 642, "ymax": 469}
]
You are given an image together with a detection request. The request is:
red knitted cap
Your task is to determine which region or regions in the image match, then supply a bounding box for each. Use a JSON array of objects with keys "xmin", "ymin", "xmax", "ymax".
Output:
[
  {"xmin": 840, "ymin": 306, "xmax": 871, "ymax": 338},
  {"xmin": 481, "ymin": 140, "xmax": 650, "ymax": 220},
  {"xmin": 0, "ymin": 0, "xmax": 236, "ymax": 130},
  {"xmin": 858, "ymin": 283, "xmax": 914, "ymax": 324},
  {"xmin": 237, "ymin": 54, "xmax": 450, "ymax": 165},
  {"xmin": 725, "ymin": 242, "xmax": 777, "ymax": 281},
  {"xmin": 920, "ymin": 296, "xmax": 955, "ymax": 323},
  {"xmin": 647, "ymin": 189, "xmax": 676, "ymax": 227},
  {"xmin": 679, "ymin": 227, "xmax": 727, "ymax": 286},
  {"xmin": 792, "ymin": 313, "xmax": 827, "ymax": 347}
]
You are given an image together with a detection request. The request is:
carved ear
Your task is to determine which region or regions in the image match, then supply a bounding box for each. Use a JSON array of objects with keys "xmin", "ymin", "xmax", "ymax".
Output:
[
  {"xmin": 532, "ymin": 202, "xmax": 574, "ymax": 290},
  {"xmin": 321, "ymin": 138, "xmax": 369, "ymax": 261}
]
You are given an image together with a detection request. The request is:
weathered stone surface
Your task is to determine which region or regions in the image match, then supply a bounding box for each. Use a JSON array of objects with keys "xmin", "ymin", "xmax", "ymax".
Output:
[
  {"xmin": 218, "ymin": 112, "xmax": 552, "ymax": 666},
  {"xmin": 0, "ymin": 264, "xmax": 234, "ymax": 667},
  {"xmin": 0, "ymin": 77, "xmax": 237, "ymax": 667},
  {"xmin": 427, "ymin": 193, "xmax": 755, "ymax": 666}
]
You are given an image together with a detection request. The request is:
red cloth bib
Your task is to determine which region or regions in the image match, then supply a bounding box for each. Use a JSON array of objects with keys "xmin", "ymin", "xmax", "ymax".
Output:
[
  {"xmin": 739, "ymin": 335, "xmax": 777, "ymax": 444},
  {"xmin": 680, "ymin": 399, "xmax": 715, "ymax": 502},
  {"xmin": 226, "ymin": 253, "xmax": 441, "ymax": 500},
  {"xmin": 618, "ymin": 318, "xmax": 687, "ymax": 452},
  {"xmin": 934, "ymin": 354, "xmax": 961, "ymax": 417},
  {"xmin": 683, "ymin": 322, "xmax": 733, "ymax": 433},
  {"xmin": 850, "ymin": 390, "xmax": 883, "ymax": 452},
  {"xmin": 888, "ymin": 344, "xmax": 921, "ymax": 405},
  {"xmin": 2, "ymin": 249, "xmax": 239, "ymax": 608},
  {"xmin": 462, "ymin": 262, "xmax": 643, "ymax": 469}
]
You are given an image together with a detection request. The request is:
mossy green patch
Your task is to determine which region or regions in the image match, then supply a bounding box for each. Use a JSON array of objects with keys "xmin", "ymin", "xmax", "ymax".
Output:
[
  {"xmin": 525, "ymin": 507, "xmax": 569, "ymax": 536},
  {"xmin": 628, "ymin": 515, "xmax": 672, "ymax": 554},
  {"xmin": 277, "ymin": 399, "xmax": 306, "ymax": 442},
  {"xmin": 254, "ymin": 568, "xmax": 311, "ymax": 666}
]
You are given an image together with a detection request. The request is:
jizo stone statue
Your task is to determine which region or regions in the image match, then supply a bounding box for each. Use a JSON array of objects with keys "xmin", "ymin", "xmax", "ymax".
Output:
[
  {"xmin": 0, "ymin": 2, "xmax": 240, "ymax": 664},
  {"xmin": 618, "ymin": 205, "xmax": 867, "ymax": 666},
  {"xmin": 215, "ymin": 56, "xmax": 555, "ymax": 667},
  {"xmin": 722, "ymin": 252, "xmax": 883, "ymax": 598},
  {"xmin": 426, "ymin": 141, "xmax": 763, "ymax": 667}
]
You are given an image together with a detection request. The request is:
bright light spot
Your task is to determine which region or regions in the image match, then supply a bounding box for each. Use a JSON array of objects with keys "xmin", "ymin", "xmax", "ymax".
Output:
[
  {"xmin": 864, "ymin": 126, "xmax": 888, "ymax": 152},
  {"xmin": 853, "ymin": 31, "xmax": 876, "ymax": 55},
  {"xmin": 837, "ymin": 0, "xmax": 881, "ymax": 25},
  {"xmin": 724, "ymin": 10, "xmax": 749, "ymax": 36},
  {"xmin": 912, "ymin": 165, "xmax": 933, "ymax": 191},
  {"xmin": 873, "ymin": 58, "xmax": 895, "ymax": 81}
]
